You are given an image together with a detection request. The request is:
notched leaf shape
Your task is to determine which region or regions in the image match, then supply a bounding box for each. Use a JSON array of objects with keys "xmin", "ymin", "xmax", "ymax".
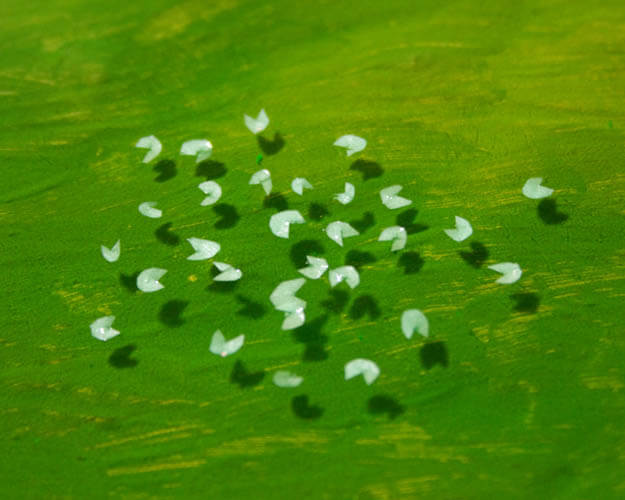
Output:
[
  {"xmin": 270, "ymin": 278, "xmax": 307, "ymax": 330},
  {"xmin": 186, "ymin": 238, "xmax": 220, "ymax": 260},
  {"xmin": 244, "ymin": 109, "xmax": 269, "ymax": 134},
  {"xmin": 345, "ymin": 358, "xmax": 380, "ymax": 385},
  {"xmin": 198, "ymin": 181, "xmax": 222, "ymax": 206},
  {"xmin": 334, "ymin": 134, "xmax": 366, "ymax": 156},
  {"xmin": 137, "ymin": 268, "xmax": 167, "ymax": 292},
  {"xmin": 180, "ymin": 139, "xmax": 213, "ymax": 163},
  {"xmin": 249, "ymin": 169, "xmax": 272, "ymax": 195},
  {"xmin": 401, "ymin": 309, "xmax": 429, "ymax": 339},
  {"xmin": 291, "ymin": 177, "xmax": 313, "ymax": 195},
  {"xmin": 380, "ymin": 185, "xmax": 412, "ymax": 209},
  {"xmin": 378, "ymin": 226, "xmax": 407, "ymax": 252},
  {"xmin": 329, "ymin": 265, "xmax": 360, "ymax": 289},
  {"xmin": 269, "ymin": 210, "xmax": 305, "ymax": 239},
  {"xmin": 101, "ymin": 240, "xmax": 120, "ymax": 262},
  {"xmin": 273, "ymin": 370, "xmax": 303, "ymax": 388},
  {"xmin": 334, "ymin": 182, "xmax": 355, "ymax": 204},
  {"xmin": 138, "ymin": 201, "xmax": 162, "ymax": 218},
  {"xmin": 135, "ymin": 135, "xmax": 162, "ymax": 163},
  {"xmin": 325, "ymin": 221, "xmax": 359, "ymax": 246},
  {"xmin": 213, "ymin": 262, "xmax": 242, "ymax": 282},
  {"xmin": 488, "ymin": 262, "xmax": 522, "ymax": 284},
  {"xmin": 444, "ymin": 216, "xmax": 473, "ymax": 242},
  {"xmin": 298, "ymin": 256, "xmax": 329, "ymax": 279},
  {"xmin": 209, "ymin": 330, "xmax": 244, "ymax": 357},
  {"xmin": 522, "ymin": 177, "xmax": 554, "ymax": 199},
  {"xmin": 90, "ymin": 316, "xmax": 120, "ymax": 341}
]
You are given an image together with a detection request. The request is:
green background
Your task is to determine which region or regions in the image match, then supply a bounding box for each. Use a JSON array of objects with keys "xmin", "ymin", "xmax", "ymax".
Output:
[{"xmin": 1, "ymin": 0, "xmax": 625, "ymax": 498}]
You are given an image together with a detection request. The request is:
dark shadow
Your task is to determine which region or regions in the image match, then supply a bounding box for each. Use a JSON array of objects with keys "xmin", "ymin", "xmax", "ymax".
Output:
[
  {"xmin": 420, "ymin": 341, "xmax": 449, "ymax": 369},
  {"xmin": 158, "ymin": 300, "xmax": 189, "ymax": 327},
  {"xmin": 213, "ymin": 204, "xmax": 240, "ymax": 229},
  {"xmin": 291, "ymin": 395, "xmax": 324, "ymax": 419},
  {"xmin": 195, "ymin": 160, "xmax": 226, "ymax": 180},
  {"xmin": 153, "ymin": 159, "xmax": 177, "ymax": 182},
  {"xmin": 345, "ymin": 250, "xmax": 377, "ymax": 270},
  {"xmin": 398, "ymin": 251, "xmax": 424, "ymax": 275},
  {"xmin": 235, "ymin": 295, "xmax": 267, "ymax": 319},
  {"xmin": 367, "ymin": 395, "xmax": 404, "ymax": 420},
  {"xmin": 349, "ymin": 295, "xmax": 381, "ymax": 320},
  {"xmin": 320, "ymin": 289, "xmax": 350, "ymax": 315},
  {"xmin": 119, "ymin": 271, "xmax": 140, "ymax": 293},
  {"xmin": 292, "ymin": 316, "xmax": 329, "ymax": 362},
  {"xmin": 308, "ymin": 202, "xmax": 330, "ymax": 221},
  {"xmin": 396, "ymin": 209, "xmax": 429, "ymax": 235},
  {"xmin": 349, "ymin": 159, "xmax": 384, "ymax": 180},
  {"xmin": 208, "ymin": 266, "xmax": 240, "ymax": 293},
  {"xmin": 511, "ymin": 293, "xmax": 540, "ymax": 313},
  {"xmin": 290, "ymin": 239, "xmax": 325, "ymax": 269},
  {"xmin": 154, "ymin": 222, "xmax": 180, "ymax": 246},
  {"xmin": 350, "ymin": 211, "xmax": 375, "ymax": 234},
  {"xmin": 108, "ymin": 344, "xmax": 138, "ymax": 369},
  {"xmin": 459, "ymin": 242, "xmax": 488, "ymax": 269},
  {"xmin": 230, "ymin": 360, "xmax": 265, "ymax": 388},
  {"xmin": 257, "ymin": 132, "xmax": 285, "ymax": 155},
  {"xmin": 538, "ymin": 199, "xmax": 569, "ymax": 225},
  {"xmin": 263, "ymin": 193, "xmax": 289, "ymax": 212}
]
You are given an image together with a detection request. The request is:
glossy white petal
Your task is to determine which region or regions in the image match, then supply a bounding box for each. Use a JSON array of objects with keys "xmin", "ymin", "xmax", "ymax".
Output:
[
  {"xmin": 249, "ymin": 169, "xmax": 272, "ymax": 195},
  {"xmin": 269, "ymin": 210, "xmax": 305, "ymax": 239},
  {"xmin": 522, "ymin": 177, "xmax": 554, "ymax": 199},
  {"xmin": 90, "ymin": 316, "xmax": 120, "ymax": 342},
  {"xmin": 291, "ymin": 177, "xmax": 313, "ymax": 195},
  {"xmin": 198, "ymin": 181, "xmax": 222, "ymax": 206},
  {"xmin": 137, "ymin": 268, "xmax": 167, "ymax": 292},
  {"xmin": 444, "ymin": 216, "xmax": 473, "ymax": 242},
  {"xmin": 401, "ymin": 309, "xmax": 429, "ymax": 339},
  {"xmin": 186, "ymin": 238, "xmax": 220, "ymax": 260},
  {"xmin": 213, "ymin": 262, "xmax": 242, "ymax": 281},
  {"xmin": 329, "ymin": 266, "xmax": 360, "ymax": 289},
  {"xmin": 344, "ymin": 358, "xmax": 380, "ymax": 385},
  {"xmin": 209, "ymin": 330, "xmax": 244, "ymax": 357},
  {"xmin": 334, "ymin": 182, "xmax": 355, "ymax": 204},
  {"xmin": 281, "ymin": 308, "xmax": 306, "ymax": 330},
  {"xmin": 135, "ymin": 135, "xmax": 162, "ymax": 163},
  {"xmin": 488, "ymin": 262, "xmax": 522, "ymax": 284},
  {"xmin": 380, "ymin": 185, "xmax": 412, "ymax": 210},
  {"xmin": 273, "ymin": 370, "xmax": 303, "ymax": 388},
  {"xmin": 180, "ymin": 139, "xmax": 213, "ymax": 163},
  {"xmin": 325, "ymin": 221, "xmax": 359, "ymax": 246},
  {"xmin": 270, "ymin": 278, "xmax": 306, "ymax": 310},
  {"xmin": 334, "ymin": 134, "xmax": 367, "ymax": 156},
  {"xmin": 101, "ymin": 240, "xmax": 120, "ymax": 262},
  {"xmin": 138, "ymin": 201, "xmax": 162, "ymax": 218},
  {"xmin": 244, "ymin": 109, "xmax": 270, "ymax": 135},
  {"xmin": 378, "ymin": 226, "xmax": 407, "ymax": 252},
  {"xmin": 298, "ymin": 256, "xmax": 329, "ymax": 279}
]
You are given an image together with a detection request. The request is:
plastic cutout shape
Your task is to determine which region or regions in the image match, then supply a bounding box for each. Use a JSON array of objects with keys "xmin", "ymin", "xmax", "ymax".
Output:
[
  {"xmin": 273, "ymin": 371, "xmax": 303, "ymax": 388},
  {"xmin": 244, "ymin": 109, "xmax": 269, "ymax": 135},
  {"xmin": 135, "ymin": 135, "xmax": 162, "ymax": 163},
  {"xmin": 180, "ymin": 139, "xmax": 213, "ymax": 163},
  {"xmin": 270, "ymin": 278, "xmax": 307, "ymax": 330},
  {"xmin": 334, "ymin": 182, "xmax": 355, "ymax": 204},
  {"xmin": 345, "ymin": 359, "xmax": 380, "ymax": 385},
  {"xmin": 401, "ymin": 309, "xmax": 429, "ymax": 339},
  {"xmin": 249, "ymin": 169, "xmax": 272, "ymax": 195},
  {"xmin": 488, "ymin": 262, "xmax": 522, "ymax": 284},
  {"xmin": 101, "ymin": 240, "xmax": 120, "ymax": 262},
  {"xmin": 90, "ymin": 316, "xmax": 120, "ymax": 342},
  {"xmin": 137, "ymin": 268, "xmax": 167, "ymax": 292},
  {"xmin": 444, "ymin": 216, "xmax": 473, "ymax": 242},
  {"xmin": 329, "ymin": 266, "xmax": 360, "ymax": 289},
  {"xmin": 380, "ymin": 185, "xmax": 412, "ymax": 209},
  {"xmin": 325, "ymin": 221, "xmax": 359, "ymax": 246},
  {"xmin": 213, "ymin": 262, "xmax": 242, "ymax": 281},
  {"xmin": 522, "ymin": 177, "xmax": 554, "ymax": 199},
  {"xmin": 186, "ymin": 238, "xmax": 220, "ymax": 260},
  {"xmin": 291, "ymin": 177, "xmax": 313, "ymax": 195},
  {"xmin": 378, "ymin": 226, "xmax": 407, "ymax": 252},
  {"xmin": 138, "ymin": 201, "xmax": 162, "ymax": 218},
  {"xmin": 298, "ymin": 256, "xmax": 329, "ymax": 279},
  {"xmin": 269, "ymin": 210, "xmax": 305, "ymax": 239},
  {"xmin": 198, "ymin": 181, "xmax": 222, "ymax": 206},
  {"xmin": 209, "ymin": 330, "xmax": 244, "ymax": 357},
  {"xmin": 334, "ymin": 135, "xmax": 367, "ymax": 156}
]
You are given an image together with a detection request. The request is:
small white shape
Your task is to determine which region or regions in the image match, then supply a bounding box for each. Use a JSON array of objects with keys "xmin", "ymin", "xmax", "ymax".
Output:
[
  {"xmin": 138, "ymin": 201, "xmax": 162, "ymax": 218},
  {"xmin": 334, "ymin": 134, "xmax": 367, "ymax": 156},
  {"xmin": 401, "ymin": 309, "xmax": 429, "ymax": 339},
  {"xmin": 137, "ymin": 268, "xmax": 167, "ymax": 292},
  {"xmin": 334, "ymin": 182, "xmax": 355, "ymax": 204},
  {"xmin": 380, "ymin": 185, "xmax": 412, "ymax": 210},
  {"xmin": 198, "ymin": 181, "xmax": 222, "ymax": 206},
  {"xmin": 249, "ymin": 169, "xmax": 272, "ymax": 195},
  {"xmin": 298, "ymin": 256, "xmax": 329, "ymax": 279},
  {"xmin": 378, "ymin": 226, "xmax": 407, "ymax": 252},
  {"xmin": 244, "ymin": 109, "xmax": 270, "ymax": 135},
  {"xmin": 522, "ymin": 177, "xmax": 554, "ymax": 199},
  {"xmin": 213, "ymin": 262, "xmax": 242, "ymax": 281},
  {"xmin": 344, "ymin": 359, "xmax": 380, "ymax": 385},
  {"xmin": 329, "ymin": 266, "xmax": 360, "ymax": 289},
  {"xmin": 273, "ymin": 370, "xmax": 303, "ymax": 388},
  {"xmin": 101, "ymin": 240, "xmax": 120, "ymax": 262},
  {"xmin": 488, "ymin": 262, "xmax": 522, "ymax": 284},
  {"xmin": 209, "ymin": 330, "xmax": 244, "ymax": 357},
  {"xmin": 180, "ymin": 139, "xmax": 213, "ymax": 163},
  {"xmin": 90, "ymin": 316, "xmax": 120, "ymax": 342},
  {"xmin": 135, "ymin": 135, "xmax": 162, "ymax": 163},
  {"xmin": 281, "ymin": 308, "xmax": 306, "ymax": 330},
  {"xmin": 325, "ymin": 221, "xmax": 359, "ymax": 246},
  {"xmin": 269, "ymin": 210, "xmax": 305, "ymax": 239},
  {"xmin": 270, "ymin": 278, "xmax": 306, "ymax": 310},
  {"xmin": 291, "ymin": 177, "xmax": 313, "ymax": 195},
  {"xmin": 186, "ymin": 238, "xmax": 220, "ymax": 260},
  {"xmin": 444, "ymin": 216, "xmax": 473, "ymax": 242}
]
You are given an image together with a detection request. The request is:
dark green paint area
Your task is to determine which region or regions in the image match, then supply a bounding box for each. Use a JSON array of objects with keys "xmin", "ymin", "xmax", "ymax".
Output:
[{"xmin": 1, "ymin": 0, "xmax": 625, "ymax": 498}]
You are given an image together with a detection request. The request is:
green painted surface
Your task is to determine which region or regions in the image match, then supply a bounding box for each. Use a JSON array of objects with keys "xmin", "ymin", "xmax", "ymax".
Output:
[{"xmin": 1, "ymin": 0, "xmax": 625, "ymax": 498}]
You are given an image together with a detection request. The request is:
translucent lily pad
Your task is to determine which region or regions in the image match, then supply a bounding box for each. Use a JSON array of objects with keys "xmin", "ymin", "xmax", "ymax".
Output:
[
  {"xmin": 180, "ymin": 139, "xmax": 213, "ymax": 163},
  {"xmin": 136, "ymin": 268, "xmax": 167, "ymax": 292},
  {"xmin": 522, "ymin": 177, "xmax": 554, "ymax": 199},
  {"xmin": 249, "ymin": 169, "xmax": 272, "ymax": 195},
  {"xmin": 380, "ymin": 185, "xmax": 412, "ymax": 209},
  {"xmin": 101, "ymin": 240, "xmax": 120, "ymax": 262},
  {"xmin": 138, "ymin": 201, "xmax": 162, "ymax": 218},
  {"xmin": 269, "ymin": 210, "xmax": 305, "ymax": 239},
  {"xmin": 213, "ymin": 262, "xmax": 242, "ymax": 281},
  {"xmin": 378, "ymin": 226, "xmax": 407, "ymax": 252},
  {"xmin": 334, "ymin": 182, "xmax": 355, "ymax": 204},
  {"xmin": 334, "ymin": 135, "xmax": 366, "ymax": 156},
  {"xmin": 325, "ymin": 221, "xmax": 359, "ymax": 246},
  {"xmin": 329, "ymin": 265, "xmax": 360, "ymax": 289},
  {"xmin": 186, "ymin": 238, "xmax": 220, "ymax": 260},
  {"xmin": 135, "ymin": 135, "xmax": 162, "ymax": 163},
  {"xmin": 401, "ymin": 309, "xmax": 429, "ymax": 339},
  {"xmin": 198, "ymin": 181, "xmax": 222, "ymax": 206},
  {"xmin": 244, "ymin": 109, "xmax": 269, "ymax": 135},
  {"xmin": 209, "ymin": 330, "xmax": 244, "ymax": 357},
  {"xmin": 488, "ymin": 262, "xmax": 522, "ymax": 284},
  {"xmin": 291, "ymin": 177, "xmax": 313, "ymax": 195},
  {"xmin": 444, "ymin": 216, "xmax": 473, "ymax": 242},
  {"xmin": 344, "ymin": 358, "xmax": 380, "ymax": 385},
  {"xmin": 90, "ymin": 316, "xmax": 120, "ymax": 342},
  {"xmin": 298, "ymin": 256, "xmax": 329, "ymax": 279},
  {"xmin": 273, "ymin": 370, "xmax": 303, "ymax": 388}
]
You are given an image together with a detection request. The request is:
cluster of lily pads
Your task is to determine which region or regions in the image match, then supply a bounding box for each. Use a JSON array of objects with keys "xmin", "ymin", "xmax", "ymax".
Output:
[{"xmin": 91, "ymin": 109, "xmax": 555, "ymax": 389}]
